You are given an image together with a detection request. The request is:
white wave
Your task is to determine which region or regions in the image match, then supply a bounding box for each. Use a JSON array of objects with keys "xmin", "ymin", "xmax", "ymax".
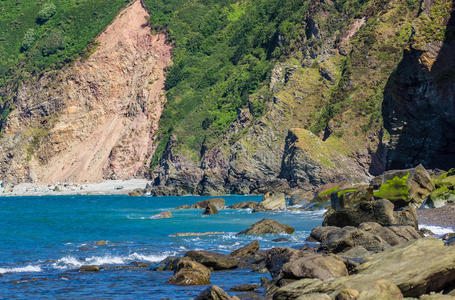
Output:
[
  {"xmin": 0, "ymin": 265, "xmax": 42, "ymax": 274},
  {"xmin": 419, "ymin": 224, "xmax": 454, "ymax": 236},
  {"xmin": 52, "ymin": 252, "xmax": 171, "ymax": 270}
]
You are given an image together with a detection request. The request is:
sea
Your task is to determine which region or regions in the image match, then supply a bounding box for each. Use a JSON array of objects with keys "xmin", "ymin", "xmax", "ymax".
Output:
[{"xmin": 0, "ymin": 195, "xmax": 324, "ymax": 299}]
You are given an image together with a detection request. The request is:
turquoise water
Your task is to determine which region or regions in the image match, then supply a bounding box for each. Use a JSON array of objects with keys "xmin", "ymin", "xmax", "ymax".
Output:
[{"xmin": 0, "ymin": 195, "xmax": 323, "ymax": 299}]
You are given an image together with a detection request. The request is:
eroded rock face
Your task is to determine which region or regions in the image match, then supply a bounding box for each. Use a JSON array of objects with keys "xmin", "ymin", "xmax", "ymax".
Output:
[
  {"xmin": 0, "ymin": 1, "xmax": 171, "ymax": 185},
  {"xmin": 166, "ymin": 258, "xmax": 211, "ymax": 286}
]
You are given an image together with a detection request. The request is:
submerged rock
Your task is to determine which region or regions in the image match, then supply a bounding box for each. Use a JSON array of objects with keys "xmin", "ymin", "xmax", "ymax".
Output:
[
  {"xmin": 150, "ymin": 211, "xmax": 172, "ymax": 219},
  {"xmin": 170, "ymin": 232, "xmax": 226, "ymax": 237},
  {"xmin": 167, "ymin": 258, "xmax": 211, "ymax": 286},
  {"xmin": 230, "ymin": 284, "xmax": 259, "ymax": 292},
  {"xmin": 79, "ymin": 265, "xmax": 100, "ymax": 272},
  {"xmin": 185, "ymin": 250, "xmax": 238, "ymax": 270},
  {"xmin": 237, "ymin": 219, "xmax": 295, "ymax": 235}
]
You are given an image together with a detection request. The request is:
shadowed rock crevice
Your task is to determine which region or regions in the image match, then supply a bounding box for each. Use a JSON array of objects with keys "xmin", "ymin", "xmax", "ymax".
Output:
[{"xmin": 382, "ymin": 2, "xmax": 455, "ymax": 170}]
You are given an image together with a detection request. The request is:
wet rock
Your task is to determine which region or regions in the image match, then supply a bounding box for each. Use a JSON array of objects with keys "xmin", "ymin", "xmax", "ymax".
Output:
[
  {"xmin": 128, "ymin": 188, "xmax": 144, "ymax": 196},
  {"xmin": 253, "ymin": 192, "xmax": 286, "ymax": 212},
  {"xmin": 230, "ymin": 240, "xmax": 260, "ymax": 258},
  {"xmin": 195, "ymin": 285, "xmax": 235, "ymax": 300},
  {"xmin": 280, "ymin": 253, "xmax": 348, "ymax": 281},
  {"xmin": 167, "ymin": 258, "xmax": 211, "ymax": 286},
  {"xmin": 95, "ymin": 240, "xmax": 107, "ymax": 246},
  {"xmin": 371, "ymin": 164, "xmax": 434, "ymax": 208},
  {"xmin": 79, "ymin": 265, "xmax": 100, "ymax": 272},
  {"xmin": 175, "ymin": 204, "xmax": 191, "ymax": 209},
  {"xmin": 185, "ymin": 250, "xmax": 238, "ymax": 270},
  {"xmin": 265, "ymin": 247, "xmax": 307, "ymax": 279},
  {"xmin": 131, "ymin": 262, "xmax": 151, "ymax": 268},
  {"xmin": 194, "ymin": 198, "xmax": 226, "ymax": 210},
  {"xmin": 228, "ymin": 201, "xmax": 261, "ymax": 210},
  {"xmin": 150, "ymin": 211, "xmax": 172, "ymax": 219},
  {"xmin": 273, "ymin": 238, "xmax": 291, "ymax": 242},
  {"xmin": 237, "ymin": 219, "xmax": 295, "ymax": 235},
  {"xmin": 203, "ymin": 204, "xmax": 219, "ymax": 215},
  {"xmin": 230, "ymin": 284, "xmax": 259, "ymax": 292},
  {"xmin": 152, "ymin": 256, "xmax": 180, "ymax": 271}
]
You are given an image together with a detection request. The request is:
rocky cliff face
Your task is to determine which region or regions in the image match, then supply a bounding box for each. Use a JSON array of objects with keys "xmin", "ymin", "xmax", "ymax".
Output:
[
  {"xmin": 149, "ymin": 0, "xmax": 455, "ymax": 195},
  {"xmin": 0, "ymin": 1, "xmax": 171, "ymax": 186},
  {"xmin": 383, "ymin": 0, "xmax": 455, "ymax": 170}
]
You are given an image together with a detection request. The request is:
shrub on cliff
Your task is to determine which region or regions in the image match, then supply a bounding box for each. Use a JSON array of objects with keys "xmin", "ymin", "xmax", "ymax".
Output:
[
  {"xmin": 21, "ymin": 29, "xmax": 36, "ymax": 52},
  {"xmin": 36, "ymin": 3, "xmax": 57, "ymax": 24}
]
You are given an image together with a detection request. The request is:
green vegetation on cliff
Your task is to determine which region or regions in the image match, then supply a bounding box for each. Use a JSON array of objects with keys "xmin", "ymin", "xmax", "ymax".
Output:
[{"xmin": 0, "ymin": 0, "xmax": 127, "ymax": 122}]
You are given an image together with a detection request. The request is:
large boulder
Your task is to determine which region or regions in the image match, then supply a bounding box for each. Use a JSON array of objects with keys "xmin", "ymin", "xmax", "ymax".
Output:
[
  {"xmin": 358, "ymin": 222, "xmax": 421, "ymax": 246},
  {"xmin": 253, "ymin": 192, "xmax": 286, "ymax": 212},
  {"xmin": 193, "ymin": 198, "xmax": 226, "ymax": 210},
  {"xmin": 318, "ymin": 226, "xmax": 388, "ymax": 253},
  {"xmin": 185, "ymin": 250, "xmax": 238, "ymax": 270},
  {"xmin": 323, "ymin": 199, "xmax": 418, "ymax": 229},
  {"xmin": 371, "ymin": 164, "xmax": 434, "ymax": 208},
  {"xmin": 237, "ymin": 219, "xmax": 295, "ymax": 235},
  {"xmin": 280, "ymin": 253, "xmax": 348, "ymax": 281},
  {"xmin": 195, "ymin": 285, "xmax": 235, "ymax": 300},
  {"xmin": 273, "ymin": 238, "xmax": 455, "ymax": 299},
  {"xmin": 289, "ymin": 191, "xmax": 314, "ymax": 206},
  {"xmin": 167, "ymin": 258, "xmax": 211, "ymax": 285},
  {"xmin": 230, "ymin": 240, "xmax": 260, "ymax": 258}
]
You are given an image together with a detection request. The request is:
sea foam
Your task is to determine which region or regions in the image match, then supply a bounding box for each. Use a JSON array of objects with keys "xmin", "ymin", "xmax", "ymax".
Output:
[
  {"xmin": 0, "ymin": 265, "xmax": 42, "ymax": 274},
  {"xmin": 419, "ymin": 224, "xmax": 454, "ymax": 236}
]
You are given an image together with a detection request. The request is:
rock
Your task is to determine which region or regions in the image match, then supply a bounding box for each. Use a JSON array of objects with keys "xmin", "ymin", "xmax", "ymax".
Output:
[
  {"xmin": 323, "ymin": 199, "xmax": 418, "ymax": 228},
  {"xmin": 175, "ymin": 204, "xmax": 191, "ymax": 209},
  {"xmin": 253, "ymin": 192, "xmax": 286, "ymax": 212},
  {"xmin": 131, "ymin": 262, "xmax": 151, "ymax": 268},
  {"xmin": 170, "ymin": 232, "xmax": 226, "ymax": 237},
  {"xmin": 339, "ymin": 246, "xmax": 372, "ymax": 259},
  {"xmin": 203, "ymin": 204, "xmax": 219, "ymax": 215},
  {"xmin": 128, "ymin": 188, "xmax": 144, "ymax": 196},
  {"xmin": 230, "ymin": 284, "xmax": 259, "ymax": 292},
  {"xmin": 330, "ymin": 186, "xmax": 372, "ymax": 211},
  {"xmin": 273, "ymin": 238, "xmax": 291, "ymax": 242},
  {"xmin": 265, "ymin": 247, "xmax": 307, "ymax": 279},
  {"xmin": 194, "ymin": 198, "xmax": 226, "ymax": 210},
  {"xmin": 230, "ymin": 240, "xmax": 260, "ymax": 258},
  {"xmin": 195, "ymin": 285, "xmax": 234, "ymax": 300},
  {"xmin": 150, "ymin": 211, "xmax": 172, "ymax": 219},
  {"xmin": 152, "ymin": 256, "xmax": 180, "ymax": 271},
  {"xmin": 358, "ymin": 222, "xmax": 421, "ymax": 246},
  {"xmin": 315, "ymin": 226, "xmax": 388, "ymax": 253},
  {"xmin": 228, "ymin": 201, "xmax": 261, "ymax": 210},
  {"xmin": 79, "ymin": 265, "xmax": 100, "ymax": 272},
  {"xmin": 335, "ymin": 289, "xmax": 360, "ymax": 300},
  {"xmin": 280, "ymin": 253, "xmax": 348, "ymax": 281},
  {"xmin": 371, "ymin": 164, "xmax": 434, "ymax": 208},
  {"xmin": 419, "ymin": 294, "xmax": 455, "ymax": 300},
  {"xmin": 289, "ymin": 191, "xmax": 313, "ymax": 206},
  {"xmin": 95, "ymin": 240, "xmax": 107, "ymax": 246},
  {"xmin": 166, "ymin": 259, "xmax": 211, "ymax": 285},
  {"xmin": 185, "ymin": 250, "xmax": 238, "ymax": 270},
  {"xmin": 237, "ymin": 219, "xmax": 295, "ymax": 235}
]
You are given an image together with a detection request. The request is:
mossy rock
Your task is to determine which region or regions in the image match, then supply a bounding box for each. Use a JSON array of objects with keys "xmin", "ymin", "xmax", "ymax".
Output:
[
  {"xmin": 330, "ymin": 185, "xmax": 372, "ymax": 211},
  {"xmin": 429, "ymin": 186, "xmax": 455, "ymax": 208},
  {"xmin": 372, "ymin": 165, "xmax": 434, "ymax": 208}
]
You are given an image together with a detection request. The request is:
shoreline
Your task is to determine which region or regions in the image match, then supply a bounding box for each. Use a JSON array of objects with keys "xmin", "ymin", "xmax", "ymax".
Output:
[{"xmin": 0, "ymin": 179, "xmax": 149, "ymax": 196}]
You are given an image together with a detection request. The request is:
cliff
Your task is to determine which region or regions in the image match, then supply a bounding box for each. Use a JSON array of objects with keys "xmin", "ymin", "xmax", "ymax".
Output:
[{"xmin": 0, "ymin": 1, "xmax": 171, "ymax": 186}]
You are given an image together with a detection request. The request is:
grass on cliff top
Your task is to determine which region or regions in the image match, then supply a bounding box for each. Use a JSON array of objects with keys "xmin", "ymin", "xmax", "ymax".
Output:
[{"xmin": 0, "ymin": 0, "xmax": 127, "ymax": 89}]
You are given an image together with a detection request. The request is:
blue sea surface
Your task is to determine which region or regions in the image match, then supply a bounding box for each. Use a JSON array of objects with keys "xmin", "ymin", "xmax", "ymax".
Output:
[{"xmin": 0, "ymin": 195, "xmax": 323, "ymax": 299}]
